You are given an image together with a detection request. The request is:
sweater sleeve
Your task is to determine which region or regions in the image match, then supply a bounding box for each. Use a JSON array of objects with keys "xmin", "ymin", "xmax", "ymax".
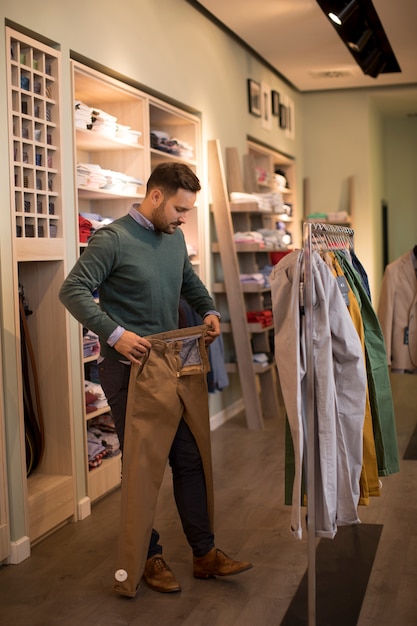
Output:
[
  {"xmin": 59, "ymin": 228, "xmax": 121, "ymax": 340},
  {"xmin": 180, "ymin": 255, "xmax": 216, "ymax": 319}
]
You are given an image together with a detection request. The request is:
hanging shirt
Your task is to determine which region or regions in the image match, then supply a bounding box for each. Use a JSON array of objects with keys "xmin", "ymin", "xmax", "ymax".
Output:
[
  {"xmin": 336, "ymin": 251, "xmax": 400, "ymax": 476},
  {"xmin": 322, "ymin": 251, "xmax": 380, "ymax": 504},
  {"xmin": 270, "ymin": 250, "xmax": 367, "ymax": 539},
  {"xmin": 377, "ymin": 250, "xmax": 417, "ymax": 373}
]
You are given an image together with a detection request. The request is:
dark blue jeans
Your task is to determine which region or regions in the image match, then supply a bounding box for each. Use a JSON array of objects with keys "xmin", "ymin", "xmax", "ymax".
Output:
[{"xmin": 98, "ymin": 357, "xmax": 214, "ymax": 559}]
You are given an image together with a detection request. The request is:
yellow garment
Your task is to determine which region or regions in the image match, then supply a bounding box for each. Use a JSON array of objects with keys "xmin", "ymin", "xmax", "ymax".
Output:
[{"xmin": 322, "ymin": 252, "xmax": 380, "ymax": 504}]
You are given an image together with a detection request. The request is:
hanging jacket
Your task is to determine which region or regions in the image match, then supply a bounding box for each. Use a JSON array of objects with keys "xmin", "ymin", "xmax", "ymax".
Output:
[
  {"xmin": 377, "ymin": 250, "xmax": 417, "ymax": 372},
  {"xmin": 270, "ymin": 250, "xmax": 366, "ymax": 539},
  {"xmin": 336, "ymin": 251, "xmax": 400, "ymax": 476},
  {"xmin": 322, "ymin": 252, "xmax": 380, "ymax": 505}
]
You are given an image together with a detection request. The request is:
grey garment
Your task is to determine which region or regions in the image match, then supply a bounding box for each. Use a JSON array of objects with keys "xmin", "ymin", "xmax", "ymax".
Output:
[
  {"xmin": 377, "ymin": 250, "xmax": 417, "ymax": 371},
  {"xmin": 270, "ymin": 250, "xmax": 367, "ymax": 539}
]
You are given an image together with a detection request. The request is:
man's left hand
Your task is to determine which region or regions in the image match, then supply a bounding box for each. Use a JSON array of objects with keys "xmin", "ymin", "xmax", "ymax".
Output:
[{"xmin": 203, "ymin": 314, "xmax": 221, "ymax": 345}]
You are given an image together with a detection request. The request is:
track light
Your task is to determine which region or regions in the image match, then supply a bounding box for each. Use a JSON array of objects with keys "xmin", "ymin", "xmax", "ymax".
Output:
[
  {"xmin": 316, "ymin": 0, "xmax": 401, "ymax": 79},
  {"xmin": 362, "ymin": 48, "xmax": 386, "ymax": 77},
  {"xmin": 328, "ymin": 1, "xmax": 358, "ymax": 26},
  {"xmin": 347, "ymin": 28, "xmax": 372, "ymax": 53}
]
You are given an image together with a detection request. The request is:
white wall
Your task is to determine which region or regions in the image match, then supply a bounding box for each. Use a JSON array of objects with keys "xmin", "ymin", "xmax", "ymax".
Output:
[
  {"xmin": 302, "ymin": 90, "xmax": 380, "ymax": 298},
  {"xmin": 301, "ymin": 87, "xmax": 417, "ymax": 302},
  {"xmin": 383, "ymin": 116, "xmax": 417, "ymax": 263}
]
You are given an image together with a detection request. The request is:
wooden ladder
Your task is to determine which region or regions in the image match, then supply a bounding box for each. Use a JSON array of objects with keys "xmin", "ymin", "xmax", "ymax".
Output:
[{"xmin": 208, "ymin": 139, "xmax": 281, "ymax": 429}]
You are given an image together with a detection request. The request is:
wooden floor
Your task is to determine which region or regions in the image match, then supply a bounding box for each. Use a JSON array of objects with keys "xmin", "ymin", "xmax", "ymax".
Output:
[{"xmin": 0, "ymin": 373, "xmax": 416, "ymax": 625}]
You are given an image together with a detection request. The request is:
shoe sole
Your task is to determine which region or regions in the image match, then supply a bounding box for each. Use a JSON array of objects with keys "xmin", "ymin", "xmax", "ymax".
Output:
[
  {"xmin": 145, "ymin": 581, "xmax": 182, "ymax": 593},
  {"xmin": 193, "ymin": 563, "xmax": 253, "ymax": 579}
]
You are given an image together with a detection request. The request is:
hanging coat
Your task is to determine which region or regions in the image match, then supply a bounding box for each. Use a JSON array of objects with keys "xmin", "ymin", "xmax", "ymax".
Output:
[
  {"xmin": 336, "ymin": 251, "xmax": 400, "ymax": 476},
  {"xmin": 270, "ymin": 250, "xmax": 366, "ymax": 539},
  {"xmin": 322, "ymin": 251, "xmax": 380, "ymax": 505},
  {"xmin": 377, "ymin": 250, "xmax": 417, "ymax": 372}
]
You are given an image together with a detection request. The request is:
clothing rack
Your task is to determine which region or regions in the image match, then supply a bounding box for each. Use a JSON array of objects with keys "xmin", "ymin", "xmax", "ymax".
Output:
[{"xmin": 302, "ymin": 221, "xmax": 355, "ymax": 626}]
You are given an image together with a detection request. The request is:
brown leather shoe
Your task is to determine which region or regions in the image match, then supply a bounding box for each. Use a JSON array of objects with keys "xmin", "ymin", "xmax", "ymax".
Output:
[
  {"xmin": 143, "ymin": 555, "xmax": 181, "ymax": 593},
  {"xmin": 193, "ymin": 548, "xmax": 253, "ymax": 579}
]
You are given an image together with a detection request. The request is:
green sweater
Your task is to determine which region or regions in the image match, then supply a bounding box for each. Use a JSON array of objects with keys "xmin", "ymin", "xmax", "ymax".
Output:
[{"xmin": 59, "ymin": 214, "xmax": 215, "ymax": 361}]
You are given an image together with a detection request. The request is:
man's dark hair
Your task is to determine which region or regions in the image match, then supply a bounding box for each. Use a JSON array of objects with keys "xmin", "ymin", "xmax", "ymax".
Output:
[{"xmin": 146, "ymin": 162, "xmax": 201, "ymax": 197}]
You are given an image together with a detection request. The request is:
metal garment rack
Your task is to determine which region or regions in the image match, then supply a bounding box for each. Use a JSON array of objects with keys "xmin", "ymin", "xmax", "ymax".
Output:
[{"xmin": 302, "ymin": 221, "xmax": 355, "ymax": 626}]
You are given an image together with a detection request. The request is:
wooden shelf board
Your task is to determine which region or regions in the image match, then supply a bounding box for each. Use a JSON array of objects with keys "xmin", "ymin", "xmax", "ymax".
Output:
[
  {"xmin": 248, "ymin": 322, "xmax": 274, "ymax": 333},
  {"xmin": 220, "ymin": 321, "xmax": 274, "ymax": 333},
  {"xmin": 212, "ymin": 281, "xmax": 269, "ymax": 294},
  {"xmin": 76, "ymin": 128, "xmax": 144, "ymax": 151},
  {"xmin": 230, "ymin": 201, "xmax": 263, "ymax": 213},
  {"xmin": 306, "ymin": 218, "xmax": 352, "ymax": 226},
  {"xmin": 85, "ymin": 406, "xmax": 111, "ymax": 421},
  {"xmin": 77, "ymin": 185, "xmax": 144, "ymax": 200},
  {"xmin": 225, "ymin": 361, "xmax": 275, "ymax": 375},
  {"xmin": 212, "ymin": 242, "xmax": 273, "ymax": 253},
  {"xmin": 15, "ymin": 236, "xmax": 65, "ymax": 261},
  {"xmin": 27, "ymin": 473, "xmax": 74, "ymax": 542},
  {"xmin": 88, "ymin": 455, "xmax": 121, "ymax": 503},
  {"xmin": 150, "ymin": 148, "xmax": 197, "ymax": 167}
]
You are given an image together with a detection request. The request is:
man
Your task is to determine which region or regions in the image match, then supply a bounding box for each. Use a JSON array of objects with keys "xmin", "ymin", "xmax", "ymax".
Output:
[{"xmin": 60, "ymin": 162, "xmax": 252, "ymax": 597}]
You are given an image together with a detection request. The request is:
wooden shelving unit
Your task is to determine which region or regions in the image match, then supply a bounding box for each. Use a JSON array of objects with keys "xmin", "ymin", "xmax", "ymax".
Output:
[
  {"xmin": 72, "ymin": 62, "xmax": 148, "ymax": 503},
  {"xmin": 244, "ymin": 138, "xmax": 299, "ymax": 247},
  {"xmin": 148, "ymin": 97, "xmax": 203, "ymax": 275},
  {"xmin": 0, "ymin": 333, "xmax": 9, "ymax": 562},
  {"xmin": 3, "ymin": 30, "xmax": 206, "ymax": 551},
  {"xmin": 72, "ymin": 61, "xmax": 203, "ymax": 503},
  {"xmin": 9, "ymin": 33, "xmax": 63, "ymax": 257},
  {"xmin": 6, "ymin": 27, "xmax": 75, "ymax": 545}
]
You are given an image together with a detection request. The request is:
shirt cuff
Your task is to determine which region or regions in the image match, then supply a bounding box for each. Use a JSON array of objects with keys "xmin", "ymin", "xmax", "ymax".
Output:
[
  {"xmin": 107, "ymin": 325, "xmax": 125, "ymax": 346},
  {"xmin": 203, "ymin": 310, "xmax": 221, "ymax": 321}
]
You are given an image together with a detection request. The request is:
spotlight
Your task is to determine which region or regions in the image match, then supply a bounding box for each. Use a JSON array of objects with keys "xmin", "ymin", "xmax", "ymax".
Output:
[
  {"xmin": 316, "ymin": 0, "xmax": 401, "ymax": 78},
  {"xmin": 328, "ymin": 1, "xmax": 358, "ymax": 26},
  {"xmin": 347, "ymin": 28, "xmax": 372, "ymax": 53},
  {"xmin": 362, "ymin": 48, "xmax": 386, "ymax": 77}
]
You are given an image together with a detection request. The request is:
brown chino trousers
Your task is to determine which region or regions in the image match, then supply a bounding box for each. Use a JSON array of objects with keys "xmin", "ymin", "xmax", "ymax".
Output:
[{"xmin": 113, "ymin": 325, "xmax": 214, "ymax": 597}]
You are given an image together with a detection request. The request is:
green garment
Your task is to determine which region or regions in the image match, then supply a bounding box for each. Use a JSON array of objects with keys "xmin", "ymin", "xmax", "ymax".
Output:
[
  {"xmin": 335, "ymin": 251, "xmax": 400, "ymax": 476},
  {"xmin": 59, "ymin": 214, "xmax": 215, "ymax": 361}
]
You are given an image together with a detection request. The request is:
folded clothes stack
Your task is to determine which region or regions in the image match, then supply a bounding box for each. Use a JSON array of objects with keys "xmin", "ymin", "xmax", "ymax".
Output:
[{"xmin": 246, "ymin": 310, "xmax": 273, "ymax": 327}]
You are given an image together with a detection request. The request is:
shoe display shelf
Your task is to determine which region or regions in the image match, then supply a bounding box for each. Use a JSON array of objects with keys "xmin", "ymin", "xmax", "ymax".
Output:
[{"xmin": 5, "ymin": 27, "xmax": 75, "ymax": 548}]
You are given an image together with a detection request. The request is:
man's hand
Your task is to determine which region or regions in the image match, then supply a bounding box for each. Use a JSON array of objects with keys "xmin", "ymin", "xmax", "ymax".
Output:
[
  {"xmin": 114, "ymin": 330, "xmax": 152, "ymax": 364},
  {"xmin": 203, "ymin": 314, "xmax": 221, "ymax": 345}
]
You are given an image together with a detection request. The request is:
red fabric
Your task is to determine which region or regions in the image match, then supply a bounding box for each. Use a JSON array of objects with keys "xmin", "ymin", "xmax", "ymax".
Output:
[
  {"xmin": 270, "ymin": 249, "xmax": 293, "ymax": 265},
  {"xmin": 247, "ymin": 310, "xmax": 273, "ymax": 327},
  {"xmin": 79, "ymin": 214, "xmax": 93, "ymax": 243}
]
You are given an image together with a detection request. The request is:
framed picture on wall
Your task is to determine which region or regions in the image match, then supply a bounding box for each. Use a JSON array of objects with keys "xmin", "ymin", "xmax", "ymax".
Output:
[
  {"xmin": 284, "ymin": 96, "xmax": 295, "ymax": 140},
  {"xmin": 247, "ymin": 79, "xmax": 261, "ymax": 116},
  {"xmin": 261, "ymin": 82, "xmax": 272, "ymax": 130},
  {"xmin": 271, "ymin": 90, "xmax": 280, "ymax": 116},
  {"xmin": 279, "ymin": 103, "xmax": 287, "ymax": 129}
]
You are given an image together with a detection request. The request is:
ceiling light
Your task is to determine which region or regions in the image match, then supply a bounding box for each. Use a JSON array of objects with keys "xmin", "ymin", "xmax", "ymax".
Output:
[
  {"xmin": 347, "ymin": 28, "xmax": 372, "ymax": 53},
  {"xmin": 328, "ymin": 12, "xmax": 342, "ymax": 25},
  {"xmin": 328, "ymin": 1, "xmax": 358, "ymax": 26},
  {"xmin": 316, "ymin": 0, "xmax": 401, "ymax": 79},
  {"xmin": 362, "ymin": 48, "xmax": 386, "ymax": 77}
]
